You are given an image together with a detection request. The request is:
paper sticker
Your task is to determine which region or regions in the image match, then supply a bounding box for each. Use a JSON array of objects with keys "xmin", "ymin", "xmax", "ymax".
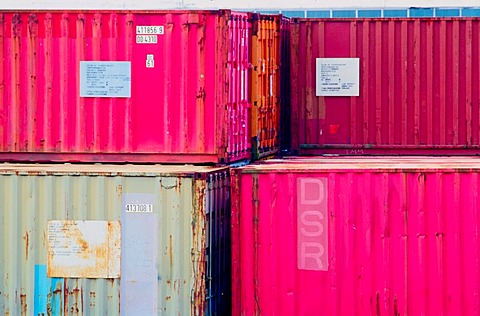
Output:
[
  {"xmin": 146, "ymin": 54, "xmax": 154, "ymax": 68},
  {"xmin": 136, "ymin": 25, "xmax": 164, "ymax": 35},
  {"xmin": 136, "ymin": 35, "xmax": 158, "ymax": 44}
]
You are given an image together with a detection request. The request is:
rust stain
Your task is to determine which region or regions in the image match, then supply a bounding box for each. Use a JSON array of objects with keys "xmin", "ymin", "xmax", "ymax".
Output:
[
  {"xmin": 47, "ymin": 221, "xmax": 120, "ymax": 278},
  {"xmin": 169, "ymin": 234, "xmax": 173, "ymax": 268},
  {"xmin": 23, "ymin": 231, "xmax": 29, "ymax": 261},
  {"xmin": 191, "ymin": 179, "xmax": 207, "ymax": 315},
  {"xmin": 20, "ymin": 293, "xmax": 27, "ymax": 316},
  {"xmin": 166, "ymin": 295, "xmax": 171, "ymax": 301},
  {"xmin": 116, "ymin": 184, "xmax": 122, "ymax": 197}
]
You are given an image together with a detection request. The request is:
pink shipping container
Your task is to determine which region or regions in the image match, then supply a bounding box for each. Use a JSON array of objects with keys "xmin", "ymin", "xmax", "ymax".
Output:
[
  {"xmin": 232, "ymin": 157, "xmax": 480, "ymax": 315},
  {"xmin": 291, "ymin": 18, "xmax": 480, "ymax": 155},
  {"xmin": 0, "ymin": 10, "xmax": 251, "ymax": 164}
]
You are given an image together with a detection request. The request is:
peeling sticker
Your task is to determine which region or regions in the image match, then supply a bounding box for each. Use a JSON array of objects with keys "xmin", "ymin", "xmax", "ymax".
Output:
[{"xmin": 47, "ymin": 220, "xmax": 121, "ymax": 278}]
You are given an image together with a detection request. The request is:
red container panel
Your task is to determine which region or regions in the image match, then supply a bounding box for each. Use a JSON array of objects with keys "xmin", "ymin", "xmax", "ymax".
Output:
[
  {"xmin": 0, "ymin": 11, "xmax": 251, "ymax": 163},
  {"xmin": 232, "ymin": 157, "xmax": 480, "ymax": 315},
  {"xmin": 291, "ymin": 18, "xmax": 480, "ymax": 155}
]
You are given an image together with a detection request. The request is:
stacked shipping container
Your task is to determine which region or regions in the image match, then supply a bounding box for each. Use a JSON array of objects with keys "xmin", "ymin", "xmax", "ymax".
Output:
[
  {"xmin": 0, "ymin": 164, "xmax": 231, "ymax": 315},
  {"xmin": 289, "ymin": 18, "xmax": 480, "ymax": 155},
  {"xmin": 231, "ymin": 157, "xmax": 480, "ymax": 315},
  {"xmin": 0, "ymin": 11, "xmax": 251, "ymax": 164}
]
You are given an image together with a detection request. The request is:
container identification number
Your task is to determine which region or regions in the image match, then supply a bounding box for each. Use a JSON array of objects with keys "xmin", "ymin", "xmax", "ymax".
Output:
[
  {"xmin": 125, "ymin": 203, "xmax": 153, "ymax": 213},
  {"xmin": 136, "ymin": 26, "xmax": 164, "ymax": 35},
  {"xmin": 136, "ymin": 35, "xmax": 158, "ymax": 44}
]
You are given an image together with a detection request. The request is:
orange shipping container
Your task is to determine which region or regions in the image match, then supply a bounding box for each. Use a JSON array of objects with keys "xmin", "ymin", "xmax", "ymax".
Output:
[{"xmin": 250, "ymin": 14, "xmax": 286, "ymax": 159}]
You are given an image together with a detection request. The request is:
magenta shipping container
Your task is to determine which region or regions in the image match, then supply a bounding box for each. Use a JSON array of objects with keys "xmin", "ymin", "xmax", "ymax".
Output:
[
  {"xmin": 0, "ymin": 10, "xmax": 250, "ymax": 163},
  {"xmin": 291, "ymin": 18, "xmax": 480, "ymax": 155},
  {"xmin": 232, "ymin": 157, "xmax": 480, "ymax": 315}
]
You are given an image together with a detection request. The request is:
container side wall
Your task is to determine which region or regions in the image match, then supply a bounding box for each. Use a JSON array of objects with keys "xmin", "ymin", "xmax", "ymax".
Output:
[
  {"xmin": 0, "ymin": 173, "xmax": 207, "ymax": 315},
  {"xmin": 233, "ymin": 168, "xmax": 480, "ymax": 314},
  {"xmin": 0, "ymin": 11, "xmax": 251, "ymax": 163},
  {"xmin": 290, "ymin": 18, "xmax": 480, "ymax": 155}
]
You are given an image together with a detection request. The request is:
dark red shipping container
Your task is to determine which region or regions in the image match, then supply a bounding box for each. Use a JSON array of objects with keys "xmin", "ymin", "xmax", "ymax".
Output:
[
  {"xmin": 0, "ymin": 11, "xmax": 251, "ymax": 164},
  {"xmin": 290, "ymin": 18, "xmax": 480, "ymax": 155}
]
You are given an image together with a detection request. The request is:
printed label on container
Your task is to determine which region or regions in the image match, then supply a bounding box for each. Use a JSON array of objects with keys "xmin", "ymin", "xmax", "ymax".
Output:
[
  {"xmin": 126, "ymin": 203, "xmax": 153, "ymax": 213},
  {"xmin": 47, "ymin": 220, "xmax": 121, "ymax": 278},
  {"xmin": 136, "ymin": 35, "xmax": 158, "ymax": 44},
  {"xmin": 80, "ymin": 61, "xmax": 131, "ymax": 98},
  {"xmin": 136, "ymin": 25, "xmax": 164, "ymax": 35},
  {"xmin": 316, "ymin": 58, "xmax": 359, "ymax": 96},
  {"xmin": 297, "ymin": 177, "xmax": 328, "ymax": 271},
  {"xmin": 146, "ymin": 54, "xmax": 154, "ymax": 68}
]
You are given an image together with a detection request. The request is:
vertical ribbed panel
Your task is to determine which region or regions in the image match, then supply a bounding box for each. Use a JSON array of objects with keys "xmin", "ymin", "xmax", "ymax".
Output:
[
  {"xmin": 226, "ymin": 12, "xmax": 251, "ymax": 163},
  {"xmin": 290, "ymin": 18, "xmax": 480, "ymax": 155},
  {"xmin": 0, "ymin": 11, "xmax": 251, "ymax": 164},
  {"xmin": 231, "ymin": 159, "xmax": 480, "ymax": 315},
  {"xmin": 0, "ymin": 165, "xmax": 230, "ymax": 315},
  {"xmin": 250, "ymin": 14, "xmax": 283, "ymax": 159}
]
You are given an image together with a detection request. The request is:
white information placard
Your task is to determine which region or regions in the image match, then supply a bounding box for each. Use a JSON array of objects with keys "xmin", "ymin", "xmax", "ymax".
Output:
[
  {"xmin": 80, "ymin": 61, "xmax": 131, "ymax": 98},
  {"xmin": 316, "ymin": 58, "xmax": 360, "ymax": 96},
  {"xmin": 47, "ymin": 220, "xmax": 121, "ymax": 278}
]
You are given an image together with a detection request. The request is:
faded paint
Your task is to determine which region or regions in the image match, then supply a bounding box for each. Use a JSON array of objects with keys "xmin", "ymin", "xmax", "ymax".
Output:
[
  {"xmin": 232, "ymin": 157, "xmax": 480, "ymax": 315},
  {"xmin": 46, "ymin": 220, "xmax": 121, "ymax": 278},
  {"xmin": 0, "ymin": 11, "xmax": 251, "ymax": 164},
  {"xmin": 290, "ymin": 18, "xmax": 480, "ymax": 155},
  {"xmin": 0, "ymin": 164, "xmax": 230, "ymax": 315}
]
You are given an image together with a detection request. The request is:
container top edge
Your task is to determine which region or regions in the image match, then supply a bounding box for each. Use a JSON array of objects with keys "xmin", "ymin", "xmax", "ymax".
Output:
[
  {"xmin": 237, "ymin": 157, "xmax": 480, "ymax": 173},
  {"xmin": 0, "ymin": 163, "xmax": 228, "ymax": 177}
]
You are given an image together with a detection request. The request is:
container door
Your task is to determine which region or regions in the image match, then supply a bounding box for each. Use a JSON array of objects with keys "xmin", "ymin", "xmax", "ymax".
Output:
[{"xmin": 226, "ymin": 13, "xmax": 252, "ymax": 163}]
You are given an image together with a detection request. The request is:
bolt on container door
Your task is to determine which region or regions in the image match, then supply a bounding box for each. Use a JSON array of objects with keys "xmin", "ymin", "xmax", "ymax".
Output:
[
  {"xmin": 0, "ymin": 164, "xmax": 230, "ymax": 315},
  {"xmin": 290, "ymin": 18, "xmax": 480, "ymax": 155},
  {"xmin": 232, "ymin": 157, "xmax": 480, "ymax": 315},
  {"xmin": 0, "ymin": 11, "xmax": 251, "ymax": 164},
  {"xmin": 250, "ymin": 14, "xmax": 281, "ymax": 160}
]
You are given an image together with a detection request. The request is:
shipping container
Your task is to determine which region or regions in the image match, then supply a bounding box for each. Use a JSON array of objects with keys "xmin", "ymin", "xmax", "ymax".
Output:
[
  {"xmin": 0, "ymin": 163, "xmax": 231, "ymax": 315},
  {"xmin": 0, "ymin": 10, "xmax": 250, "ymax": 164},
  {"xmin": 290, "ymin": 18, "xmax": 480, "ymax": 155},
  {"xmin": 232, "ymin": 157, "xmax": 480, "ymax": 315},
  {"xmin": 250, "ymin": 14, "xmax": 284, "ymax": 159}
]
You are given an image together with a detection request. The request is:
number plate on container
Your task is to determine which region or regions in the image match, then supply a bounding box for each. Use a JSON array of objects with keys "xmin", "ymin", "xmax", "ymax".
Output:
[
  {"xmin": 136, "ymin": 35, "xmax": 158, "ymax": 44},
  {"xmin": 125, "ymin": 203, "xmax": 153, "ymax": 213}
]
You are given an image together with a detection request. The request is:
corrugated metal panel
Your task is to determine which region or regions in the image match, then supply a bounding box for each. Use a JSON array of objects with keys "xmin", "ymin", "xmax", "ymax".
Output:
[
  {"xmin": 0, "ymin": 164, "xmax": 230, "ymax": 315},
  {"xmin": 0, "ymin": 11, "xmax": 251, "ymax": 164},
  {"xmin": 290, "ymin": 18, "xmax": 480, "ymax": 155},
  {"xmin": 279, "ymin": 16, "xmax": 291, "ymax": 154},
  {"xmin": 250, "ymin": 14, "xmax": 281, "ymax": 159},
  {"xmin": 232, "ymin": 157, "xmax": 480, "ymax": 315}
]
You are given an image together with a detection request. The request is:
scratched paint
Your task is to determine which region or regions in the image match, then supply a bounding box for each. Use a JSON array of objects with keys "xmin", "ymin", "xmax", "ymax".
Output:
[
  {"xmin": 232, "ymin": 157, "xmax": 480, "ymax": 315},
  {"xmin": 0, "ymin": 164, "xmax": 230, "ymax": 315}
]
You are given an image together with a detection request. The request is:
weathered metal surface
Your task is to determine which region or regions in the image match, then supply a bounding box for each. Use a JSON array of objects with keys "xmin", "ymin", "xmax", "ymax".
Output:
[
  {"xmin": 232, "ymin": 157, "xmax": 480, "ymax": 315},
  {"xmin": 0, "ymin": 163, "xmax": 230, "ymax": 315},
  {"xmin": 46, "ymin": 220, "xmax": 121, "ymax": 278},
  {"xmin": 0, "ymin": 11, "xmax": 251, "ymax": 164},
  {"xmin": 250, "ymin": 14, "xmax": 283, "ymax": 159},
  {"xmin": 290, "ymin": 18, "xmax": 480, "ymax": 155}
]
